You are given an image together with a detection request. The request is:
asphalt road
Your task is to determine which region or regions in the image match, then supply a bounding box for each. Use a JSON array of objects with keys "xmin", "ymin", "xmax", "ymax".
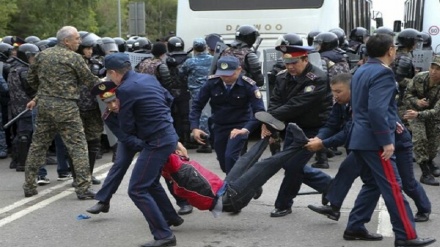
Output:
[{"xmin": 0, "ymin": 142, "xmax": 439, "ymax": 247}]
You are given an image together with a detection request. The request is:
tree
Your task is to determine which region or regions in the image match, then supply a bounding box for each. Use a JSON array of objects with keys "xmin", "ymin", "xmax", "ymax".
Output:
[{"xmin": 0, "ymin": 0, "xmax": 18, "ymax": 36}]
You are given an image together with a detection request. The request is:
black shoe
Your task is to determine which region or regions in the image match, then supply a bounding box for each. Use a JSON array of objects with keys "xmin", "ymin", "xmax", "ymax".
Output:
[
  {"xmin": 307, "ymin": 204, "xmax": 340, "ymax": 221},
  {"xmin": 140, "ymin": 235, "xmax": 176, "ymax": 247},
  {"xmin": 255, "ymin": 111, "xmax": 285, "ymax": 131},
  {"xmin": 343, "ymin": 229, "xmax": 383, "ymax": 241},
  {"xmin": 420, "ymin": 174, "xmax": 440, "ymax": 186},
  {"xmin": 177, "ymin": 205, "xmax": 193, "ymax": 215},
  {"xmin": 253, "ymin": 187, "xmax": 263, "ymax": 200},
  {"xmin": 9, "ymin": 160, "xmax": 17, "ymax": 169},
  {"xmin": 326, "ymin": 149, "xmax": 335, "ymax": 158},
  {"xmin": 330, "ymin": 147, "xmax": 343, "ymax": 155},
  {"xmin": 24, "ymin": 189, "xmax": 38, "ymax": 198},
  {"xmin": 77, "ymin": 189, "xmax": 96, "ymax": 200},
  {"xmin": 167, "ymin": 217, "xmax": 184, "ymax": 227},
  {"xmin": 414, "ymin": 212, "xmax": 430, "ymax": 222},
  {"xmin": 311, "ymin": 161, "xmax": 329, "ymax": 169},
  {"xmin": 92, "ymin": 176, "xmax": 101, "ymax": 185},
  {"xmin": 196, "ymin": 145, "xmax": 212, "ymax": 153},
  {"xmin": 270, "ymin": 208, "xmax": 292, "ymax": 217},
  {"xmin": 16, "ymin": 166, "xmax": 25, "ymax": 172},
  {"xmin": 394, "ymin": 237, "xmax": 436, "ymax": 247},
  {"xmin": 86, "ymin": 202, "xmax": 110, "ymax": 214}
]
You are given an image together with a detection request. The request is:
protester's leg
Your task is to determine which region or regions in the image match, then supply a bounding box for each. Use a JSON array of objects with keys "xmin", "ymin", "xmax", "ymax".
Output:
[{"xmin": 396, "ymin": 148, "xmax": 431, "ymax": 215}]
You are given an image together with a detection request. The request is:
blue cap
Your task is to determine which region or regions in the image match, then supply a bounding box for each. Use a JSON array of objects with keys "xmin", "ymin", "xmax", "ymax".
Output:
[
  {"xmin": 104, "ymin": 52, "xmax": 131, "ymax": 70},
  {"xmin": 193, "ymin": 38, "xmax": 206, "ymax": 49},
  {"xmin": 215, "ymin": 56, "xmax": 239, "ymax": 76}
]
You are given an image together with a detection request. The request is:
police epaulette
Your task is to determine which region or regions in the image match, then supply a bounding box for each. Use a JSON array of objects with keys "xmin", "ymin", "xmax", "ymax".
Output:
[
  {"xmin": 242, "ymin": 75, "xmax": 256, "ymax": 85},
  {"xmin": 306, "ymin": 72, "xmax": 318, "ymax": 80},
  {"xmin": 208, "ymin": 74, "xmax": 220, "ymax": 80},
  {"xmin": 276, "ymin": 69, "xmax": 287, "ymax": 76}
]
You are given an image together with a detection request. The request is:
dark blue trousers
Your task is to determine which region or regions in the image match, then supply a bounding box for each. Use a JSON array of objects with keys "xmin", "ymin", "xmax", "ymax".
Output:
[
  {"xmin": 128, "ymin": 131, "xmax": 178, "ymax": 240},
  {"xmin": 213, "ymin": 123, "xmax": 248, "ymax": 174},
  {"xmin": 348, "ymin": 151, "xmax": 417, "ymax": 241}
]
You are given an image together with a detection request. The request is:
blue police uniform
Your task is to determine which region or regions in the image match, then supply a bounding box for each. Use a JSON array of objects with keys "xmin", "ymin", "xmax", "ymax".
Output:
[
  {"xmin": 347, "ymin": 57, "xmax": 417, "ymax": 241},
  {"xmin": 104, "ymin": 52, "xmax": 179, "ymax": 242},
  {"xmin": 190, "ymin": 56, "xmax": 265, "ymax": 173}
]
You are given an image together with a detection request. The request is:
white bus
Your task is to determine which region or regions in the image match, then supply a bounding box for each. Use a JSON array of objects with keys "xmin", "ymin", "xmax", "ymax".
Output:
[
  {"xmin": 176, "ymin": 0, "xmax": 373, "ymax": 50},
  {"xmin": 403, "ymin": 0, "xmax": 440, "ymax": 53}
]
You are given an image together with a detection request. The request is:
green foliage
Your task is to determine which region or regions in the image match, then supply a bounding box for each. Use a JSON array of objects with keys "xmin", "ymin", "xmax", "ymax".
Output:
[{"xmin": 2, "ymin": 0, "xmax": 177, "ymax": 41}]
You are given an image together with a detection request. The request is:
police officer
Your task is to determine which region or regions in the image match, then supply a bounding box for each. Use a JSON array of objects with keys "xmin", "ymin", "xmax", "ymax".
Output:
[
  {"xmin": 179, "ymin": 38, "xmax": 213, "ymax": 153},
  {"xmin": 261, "ymin": 45, "xmax": 332, "ymax": 217},
  {"xmin": 393, "ymin": 28, "xmax": 422, "ymax": 122},
  {"xmin": 348, "ymin": 27, "xmax": 369, "ymax": 54},
  {"xmin": 205, "ymin": 33, "xmax": 224, "ymax": 56},
  {"xmin": 219, "ymin": 25, "xmax": 264, "ymax": 87},
  {"xmin": 0, "ymin": 43, "xmax": 12, "ymax": 159},
  {"xmin": 190, "ymin": 56, "xmax": 265, "ymax": 174},
  {"xmin": 403, "ymin": 55, "xmax": 440, "ymax": 186},
  {"xmin": 420, "ymin": 31, "xmax": 433, "ymax": 51}
]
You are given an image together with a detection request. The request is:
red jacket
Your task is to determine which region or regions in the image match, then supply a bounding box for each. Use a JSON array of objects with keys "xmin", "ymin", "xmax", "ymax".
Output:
[{"xmin": 162, "ymin": 154, "xmax": 225, "ymax": 210}]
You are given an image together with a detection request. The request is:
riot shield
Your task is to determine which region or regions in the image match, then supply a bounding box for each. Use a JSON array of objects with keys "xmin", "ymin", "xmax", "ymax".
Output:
[
  {"xmin": 412, "ymin": 50, "xmax": 434, "ymax": 72},
  {"xmin": 126, "ymin": 52, "xmax": 153, "ymax": 69}
]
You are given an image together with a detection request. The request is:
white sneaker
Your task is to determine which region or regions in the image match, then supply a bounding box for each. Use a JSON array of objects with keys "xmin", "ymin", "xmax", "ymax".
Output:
[
  {"xmin": 37, "ymin": 176, "xmax": 51, "ymax": 186},
  {"xmin": 57, "ymin": 174, "xmax": 73, "ymax": 181}
]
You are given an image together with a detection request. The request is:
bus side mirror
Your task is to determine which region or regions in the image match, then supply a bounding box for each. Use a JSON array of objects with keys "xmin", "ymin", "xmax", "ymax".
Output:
[
  {"xmin": 376, "ymin": 18, "xmax": 384, "ymax": 28},
  {"xmin": 393, "ymin": 20, "xmax": 402, "ymax": 32}
]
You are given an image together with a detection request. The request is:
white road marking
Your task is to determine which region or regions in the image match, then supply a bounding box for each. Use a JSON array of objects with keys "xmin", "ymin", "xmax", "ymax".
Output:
[{"xmin": 377, "ymin": 196, "xmax": 394, "ymax": 237}]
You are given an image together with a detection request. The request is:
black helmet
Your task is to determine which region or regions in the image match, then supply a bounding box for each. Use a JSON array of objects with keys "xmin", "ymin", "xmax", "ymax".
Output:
[
  {"xmin": 132, "ymin": 37, "xmax": 152, "ymax": 53},
  {"xmin": 95, "ymin": 37, "xmax": 118, "ymax": 56},
  {"xmin": 396, "ymin": 28, "xmax": 423, "ymax": 49},
  {"xmin": 349, "ymin": 27, "xmax": 369, "ymax": 43},
  {"xmin": 205, "ymin": 33, "xmax": 223, "ymax": 51},
  {"xmin": 167, "ymin": 36, "xmax": 185, "ymax": 52},
  {"xmin": 25, "ymin": 36, "xmax": 41, "ymax": 44},
  {"xmin": 80, "ymin": 32, "xmax": 100, "ymax": 47},
  {"xmin": 17, "ymin": 43, "xmax": 39, "ymax": 64},
  {"xmin": 113, "ymin": 37, "xmax": 128, "ymax": 52},
  {"xmin": 420, "ymin": 31, "xmax": 432, "ymax": 49},
  {"xmin": 35, "ymin": 40, "xmax": 51, "ymax": 51},
  {"xmin": 373, "ymin": 27, "xmax": 395, "ymax": 37},
  {"xmin": 234, "ymin": 25, "xmax": 259, "ymax": 46},
  {"xmin": 313, "ymin": 32, "xmax": 339, "ymax": 52},
  {"xmin": 329, "ymin": 28, "xmax": 346, "ymax": 48},
  {"xmin": 0, "ymin": 43, "xmax": 14, "ymax": 60},
  {"xmin": 2, "ymin": 36, "xmax": 14, "ymax": 45},
  {"xmin": 275, "ymin": 33, "xmax": 303, "ymax": 47},
  {"xmin": 307, "ymin": 30, "xmax": 321, "ymax": 46}
]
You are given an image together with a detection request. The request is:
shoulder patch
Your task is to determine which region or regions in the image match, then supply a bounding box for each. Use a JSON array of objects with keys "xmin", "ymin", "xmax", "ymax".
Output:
[
  {"xmin": 254, "ymin": 89, "xmax": 262, "ymax": 99},
  {"xmin": 304, "ymin": 85, "xmax": 316, "ymax": 93},
  {"xmin": 276, "ymin": 69, "xmax": 287, "ymax": 76},
  {"xmin": 208, "ymin": 74, "xmax": 220, "ymax": 80},
  {"xmin": 327, "ymin": 60, "xmax": 335, "ymax": 68},
  {"xmin": 242, "ymin": 75, "xmax": 256, "ymax": 86},
  {"xmin": 306, "ymin": 72, "xmax": 318, "ymax": 81}
]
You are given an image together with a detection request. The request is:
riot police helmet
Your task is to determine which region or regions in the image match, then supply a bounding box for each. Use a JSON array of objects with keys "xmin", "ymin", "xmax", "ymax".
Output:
[
  {"xmin": 25, "ymin": 36, "xmax": 41, "ymax": 44},
  {"xmin": 132, "ymin": 37, "xmax": 152, "ymax": 52},
  {"xmin": 0, "ymin": 43, "xmax": 14, "ymax": 60},
  {"xmin": 313, "ymin": 32, "xmax": 339, "ymax": 52},
  {"xmin": 420, "ymin": 31, "xmax": 432, "ymax": 49},
  {"xmin": 275, "ymin": 33, "xmax": 303, "ymax": 47},
  {"xmin": 113, "ymin": 37, "xmax": 128, "ymax": 52},
  {"xmin": 307, "ymin": 30, "xmax": 321, "ymax": 46},
  {"xmin": 349, "ymin": 27, "xmax": 369, "ymax": 43},
  {"xmin": 329, "ymin": 28, "xmax": 346, "ymax": 47},
  {"xmin": 2, "ymin": 36, "xmax": 14, "ymax": 45},
  {"xmin": 373, "ymin": 27, "xmax": 395, "ymax": 37},
  {"xmin": 167, "ymin": 36, "xmax": 185, "ymax": 52},
  {"xmin": 396, "ymin": 28, "xmax": 423, "ymax": 49},
  {"xmin": 205, "ymin": 33, "xmax": 223, "ymax": 51},
  {"xmin": 35, "ymin": 40, "xmax": 51, "ymax": 51},
  {"xmin": 17, "ymin": 43, "xmax": 39, "ymax": 64},
  {"xmin": 234, "ymin": 25, "xmax": 260, "ymax": 47},
  {"xmin": 95, "ymin": 37, "xmax": 119, "ymax": 56},
  {"xmin": 80, "ymin": 32, "xmax": 100, "ymax": 47}
]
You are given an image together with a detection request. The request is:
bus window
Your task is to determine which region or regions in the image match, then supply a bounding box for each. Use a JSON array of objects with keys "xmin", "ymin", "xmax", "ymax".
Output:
[{"xmin": 188, "ymin": 0, "xmax": 324, "ymax": 11}]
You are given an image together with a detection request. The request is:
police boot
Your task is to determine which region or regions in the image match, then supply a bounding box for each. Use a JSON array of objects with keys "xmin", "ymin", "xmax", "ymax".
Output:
[
  {"xmin": 88, "ymin": 139, "xmax": 101, "ymax": 185},
  {"xmin": 16, "ymin": 135, "xmax": 31, "ymax": 172},
  {"xmin": 419, "ymin": 162, "xmax": 440, "ymax": 186},
  {"xmin": 311, "ymin": 150, "xmax": 329, "ymax": 169},
  {"xmin": 428, "ymin": 160, "xmax": 440, "ymax": 177}
]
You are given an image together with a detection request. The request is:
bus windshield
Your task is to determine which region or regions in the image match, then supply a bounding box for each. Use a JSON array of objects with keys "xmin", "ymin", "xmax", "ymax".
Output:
[{"xmin": 188, "ymin": 0, "xmax": 324, "ymax": 11}]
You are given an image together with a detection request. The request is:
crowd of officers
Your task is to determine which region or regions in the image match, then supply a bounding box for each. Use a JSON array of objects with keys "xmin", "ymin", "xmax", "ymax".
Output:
[{"xmin": 0, "ymin": 23, "xmax": 439, "ymax": 246}]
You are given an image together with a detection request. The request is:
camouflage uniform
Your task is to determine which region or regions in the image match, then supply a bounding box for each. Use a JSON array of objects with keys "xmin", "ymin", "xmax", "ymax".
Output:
[
  {"xmin": 24, "ymin": 44, "xmax": 99, "ymax": 195},
  {"xmin": 404, "ymin": 71, "xmax": 440, "ymax": 177},
  {"xmin": 0, "ymin": 75, "xmax": 8, "ymax": 156},
  {"xmin": 179, "ymin": 51, "xmax": 213, "ymax": 134},
  {"xmin": 394, "ymin": 50, "xmax": 415, "ymax": 122}
]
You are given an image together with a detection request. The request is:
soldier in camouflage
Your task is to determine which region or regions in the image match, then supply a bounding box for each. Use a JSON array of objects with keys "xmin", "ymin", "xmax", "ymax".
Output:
[
  {"xmin": 23, "ymin": 26, "xmax": 100, "ymax": 199},
  {"xmin": 403, "ymin": 55, "xmax": 440, "ymax": 186},
  {"xmin": 179, "ymin": 38, "xmax": 213, "ymax": 153}
]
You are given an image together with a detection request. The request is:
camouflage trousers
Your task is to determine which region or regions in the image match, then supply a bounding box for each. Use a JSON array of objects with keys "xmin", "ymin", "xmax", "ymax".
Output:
[
  {"xmin": 189, "ymin": 88, "xmax": 210, "ymax": 135},
  {"xmin": 0, "ymin": 110, "xmax": 7, "ymax": 153},
  {"xmin": 23, "ymin": 98, "xmax": 91, "ymax": 194},
  {"xmin": 409, "ymin": 118, "xmax": 440, "ymax": 164},
  {"xmin": 80, "ymin": 108, "xmax": 104, "ymax": 142}
]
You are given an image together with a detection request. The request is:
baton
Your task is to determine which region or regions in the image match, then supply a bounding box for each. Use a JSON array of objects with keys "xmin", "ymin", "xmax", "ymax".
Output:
[
  {"xmin": 297, "ymin": 191, "xmax": 320, "ymax": 196},
  {"xmin": 3, "ymin": 109, "xmax": 30, "ymax": 129}
]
